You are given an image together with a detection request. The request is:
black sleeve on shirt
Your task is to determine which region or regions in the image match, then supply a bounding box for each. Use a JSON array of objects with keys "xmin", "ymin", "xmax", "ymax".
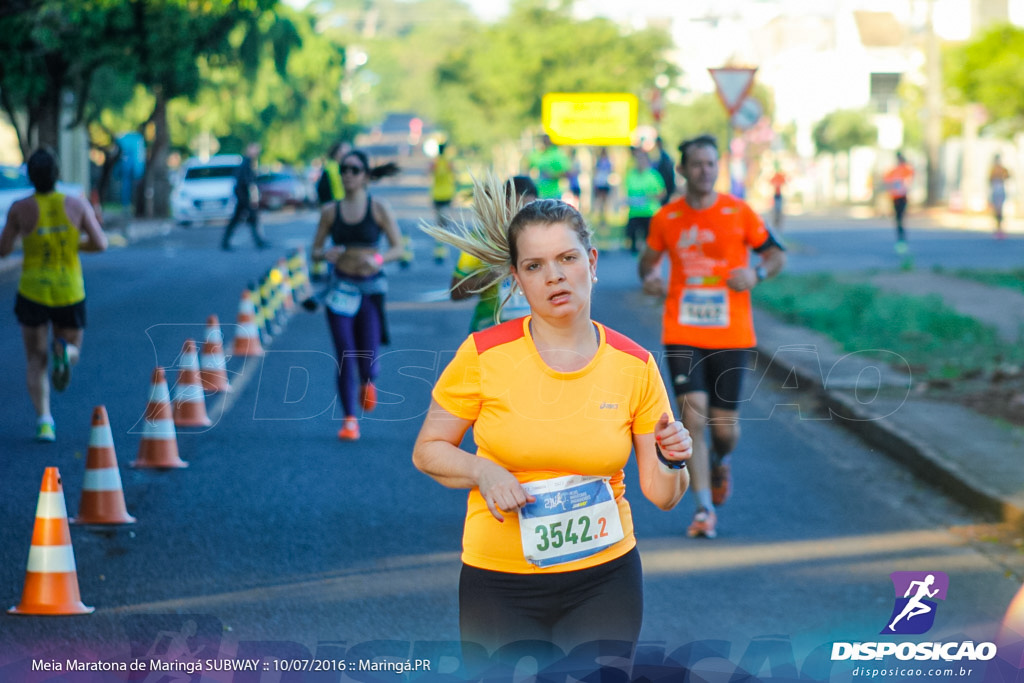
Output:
[{"xmin": 754, "ymin": 226, "xmax": 786, "ymax": 253}]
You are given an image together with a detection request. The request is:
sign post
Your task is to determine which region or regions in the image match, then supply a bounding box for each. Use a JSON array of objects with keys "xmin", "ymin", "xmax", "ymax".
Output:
[
  {"xmin": 708, "ymin": 67, "xmax": 757, "ymax": 116},
  {"xmin": 708, "ymin": 67, "xmax": 758, "ymax": 195}
]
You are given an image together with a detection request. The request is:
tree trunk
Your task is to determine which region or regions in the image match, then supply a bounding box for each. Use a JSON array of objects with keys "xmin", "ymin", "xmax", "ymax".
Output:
[
  {"xmin": 34, "ymin": 89, "xmax": 61, "ymax": 152},
  {"xmin": 96, "ymin": 141, "xmax": 122, "ymax": 205},
  {"xmin": 136, "ymin": 90, "xmax": 171, "ymax": 218},
  {"xmin": 37, "ymin": 52, "xmax": 67, "ymax": 153}
]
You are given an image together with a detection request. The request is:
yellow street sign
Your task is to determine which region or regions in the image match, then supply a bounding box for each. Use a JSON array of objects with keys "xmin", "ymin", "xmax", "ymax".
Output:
[{"xmin": 542, "ymin": 93, "xmax": 638, "ymax": 146}]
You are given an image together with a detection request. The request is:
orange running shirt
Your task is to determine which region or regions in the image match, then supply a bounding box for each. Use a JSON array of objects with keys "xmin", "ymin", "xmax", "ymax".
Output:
[
  {"xmin": 647, "ymin": 194, "xmax": 772, "ymax": 349},
  {"xmin": 432, "ymin": 317, "xmax": 673, "ymax": 574},
  {"xmin": 884, "ymin": 162, "xmax": 914, "ymax": 199},
  {"xmin": 769, "ymin": 172, "xmax": 786, "ymax": 196}
]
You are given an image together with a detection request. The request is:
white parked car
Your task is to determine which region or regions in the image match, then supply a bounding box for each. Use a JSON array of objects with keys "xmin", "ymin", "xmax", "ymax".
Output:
[
  {"xmin": 171, "ymin": 155, "xmax": 242, "ymax": 225},
  {"xmin": 0, "ymin": 165, "xmax": 84, "ymax": 227}
]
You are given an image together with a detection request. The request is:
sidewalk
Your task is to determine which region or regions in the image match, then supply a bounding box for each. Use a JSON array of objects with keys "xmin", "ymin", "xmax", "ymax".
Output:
[
  {"xmin": 789, "ymin": 202, "xmax": 1024, "ymax": 236},
  {"xmin": 753, "ymin": 277, "xmax": 1024, "ymax": 529}
]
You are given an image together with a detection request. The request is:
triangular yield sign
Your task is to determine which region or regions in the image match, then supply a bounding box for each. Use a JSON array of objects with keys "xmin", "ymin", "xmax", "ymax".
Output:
[{"xmin": 708, "ymin": 67, "xmax": 757, "ymax": 115}]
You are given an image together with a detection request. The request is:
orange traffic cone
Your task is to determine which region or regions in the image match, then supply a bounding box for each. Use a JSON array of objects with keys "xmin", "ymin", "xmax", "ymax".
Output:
[
  {"xmin": 172, "ymin": 339, "xmax": 212, "ymax": 428},
  {"xmin": 72, "ymin": 406, "xmax": 136, "ymax": 525},
  {"xmin": 132, "ymin": 368, "xmax": 188, "ymax": 469},
  {"xmin": 200, "ymin": 315, "xmax": 231, "ymax": 393},
  {"xmin": 232, "ymin": 290, "xmax": 265, "ymax": 357},
  {"xmin": 9, "ymin": 467, "xmax": 94, "ymax": 615}
]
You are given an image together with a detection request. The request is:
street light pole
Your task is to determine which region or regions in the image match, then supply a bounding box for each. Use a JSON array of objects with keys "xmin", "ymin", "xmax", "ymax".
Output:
[{"xmin": 924, "ymin": 0, "xmax": 943, "ymax": 206}]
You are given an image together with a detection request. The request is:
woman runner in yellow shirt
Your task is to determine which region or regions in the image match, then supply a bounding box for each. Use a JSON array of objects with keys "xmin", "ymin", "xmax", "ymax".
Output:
[
  {"xmin": 0, "ymin": 148, "xmax": 108, "ymax": 442},
  {"xmin": 414, "ymin": 177, "xmax": 692, "ymax": 671}
]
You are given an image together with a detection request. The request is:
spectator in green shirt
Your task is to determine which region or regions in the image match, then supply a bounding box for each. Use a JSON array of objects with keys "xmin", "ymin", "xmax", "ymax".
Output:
[
  {"xmin": 623, "ymin": 146, "xmax": 666, "ymax": 253},
  {"xmin": 528, "ymin": 134, "xmax": 570, "ymax": 199}
]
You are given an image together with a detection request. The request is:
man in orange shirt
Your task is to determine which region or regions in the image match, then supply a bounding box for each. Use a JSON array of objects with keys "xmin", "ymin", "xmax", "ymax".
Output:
[
  {"xmin": 883, "ymin": 151, "xmax": 914, "ymax": 252},
  {"xmin": 639, "ymin": 134, "xmax": 786, "ymax": 538},
  {"xmin": 768, "ymin": 163, "xmax": 787, "ymax": 230}
]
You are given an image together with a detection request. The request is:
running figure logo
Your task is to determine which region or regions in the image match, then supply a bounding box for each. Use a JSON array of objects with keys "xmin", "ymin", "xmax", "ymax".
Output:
[{"xmin": 881, "ymin": 571, "xmax": 949, "ymax": 635}]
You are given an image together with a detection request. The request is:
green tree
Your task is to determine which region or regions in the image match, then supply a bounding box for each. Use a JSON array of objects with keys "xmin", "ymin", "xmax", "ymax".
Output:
[
  {"xmin": 812, "ymin": 108, "xmax": 878, "ymax": 155},
  {"xmin": 171, "ymin": 6, "xmax": 353, "ymax": 166},
  {"xmin": 945, "ymin": 23, "xmax": 1024, "ymax": 135},
  {"xmin": 352, "ymin": 0, "xmax": 479, "ymax": 127},
  {"xmin": 119, "ymin": 0, "xmax": 285, "ymax": 217},
  {"xmin": 429, "ymin": 0, "xmax": 678, "ymax": 152},
  {"xmin": 813, "ymin": 108, "xmax": 877, "ymax": 201},
  {"xmin": 0, "ymin": 1, "xmax": 129, "ymax": 157}
]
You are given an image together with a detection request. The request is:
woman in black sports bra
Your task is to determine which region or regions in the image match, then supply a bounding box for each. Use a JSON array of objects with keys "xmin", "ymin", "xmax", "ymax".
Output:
[{"xmin": 310, "ymin": 150, "xmax": 403, "ymax": 441}]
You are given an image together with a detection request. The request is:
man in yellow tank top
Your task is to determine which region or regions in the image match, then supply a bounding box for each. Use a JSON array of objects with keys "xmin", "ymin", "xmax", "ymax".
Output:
[
  {"xmin": 429, "ymin": 142, "xmax": 457, "ymax": 263},
  {"xmin": 0, "ymin": 148, "xmax": 108, "ymax": 442}
]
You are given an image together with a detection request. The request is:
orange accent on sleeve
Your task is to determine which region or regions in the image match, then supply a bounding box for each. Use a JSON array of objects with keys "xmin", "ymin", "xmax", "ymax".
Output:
[
  {"xmin": 603, "ymin": 327, "xmax": 650, "ymax": 363},
  {"xmin": 472, "ymin": 318, "xmax": 527, "ymax": 353}
]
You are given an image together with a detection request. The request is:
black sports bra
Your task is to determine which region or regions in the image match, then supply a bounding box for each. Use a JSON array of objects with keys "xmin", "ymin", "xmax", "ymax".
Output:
[{"xmin": 331, "ymin": 196, "xmax": 381, "ymax": 248}]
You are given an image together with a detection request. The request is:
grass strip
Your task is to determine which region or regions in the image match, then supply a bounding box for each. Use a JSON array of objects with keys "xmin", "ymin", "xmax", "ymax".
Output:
[
  {"xmin": 753, "ymin": 273, "xmax": 1022, "ymax": 379},
  {"xmin": 950, "ymin": 267, "xmax": 1024, "ymax": 295}
]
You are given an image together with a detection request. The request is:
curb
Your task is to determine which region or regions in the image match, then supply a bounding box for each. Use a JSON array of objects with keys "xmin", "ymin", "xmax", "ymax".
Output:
[{"xmin": 755, "ymin": 335, "xmax": 1024, "ymax": 528}]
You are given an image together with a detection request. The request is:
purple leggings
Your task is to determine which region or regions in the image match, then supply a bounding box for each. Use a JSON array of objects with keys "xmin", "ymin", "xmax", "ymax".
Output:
[{"xmin": 325, "ymin": 297, "xmax": 381, "ymax": 417}]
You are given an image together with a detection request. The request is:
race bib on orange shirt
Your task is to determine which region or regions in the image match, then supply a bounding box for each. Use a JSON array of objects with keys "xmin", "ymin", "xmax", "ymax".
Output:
[{"xmin": 679, "ymin": 287, "xmax": 729, "ymax": 327}]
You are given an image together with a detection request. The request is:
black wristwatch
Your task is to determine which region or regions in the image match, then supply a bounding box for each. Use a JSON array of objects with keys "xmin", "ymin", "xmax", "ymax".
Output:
[
  {"xmin": 656, "ymin": 444, "xmax": 687, "ymax": 470},
  {"xmin": 755, "ymin": 265, "xmax": 767, "ymax": 283}
]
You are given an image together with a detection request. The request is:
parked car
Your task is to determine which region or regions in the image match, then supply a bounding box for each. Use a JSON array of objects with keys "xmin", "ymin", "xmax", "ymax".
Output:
[
  {"xmin": 256, "ymin": 167, "xmax": 312, "ymax": 210},
  {"xmin": 170, "ymin": 155, "xmax": 242, "ymax": 225},
  {"xmin": 0, "ymin": 165, "xmax": 84, "ymax": 227}
]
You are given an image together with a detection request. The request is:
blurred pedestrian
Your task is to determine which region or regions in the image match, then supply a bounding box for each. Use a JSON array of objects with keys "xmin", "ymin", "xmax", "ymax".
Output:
[
  {"xmin": 0, "ymin": 147, "xmax": 108, "ymax": 442},
  {"xmin": 623, "ymin": 147, "xmax": 665, "ymax": 253},
  {"xmin": 317, "ymin": 141, "xmax": 350, "ymax": 205},
  {"xmin": 639, "ymin": 134, "xmax": 786, "ymax": 539},
  {"xmin": 415, "ymin": 177, "xmax": 691, "ymax": 666},
  {"xmin": 769, "ymin": 163, "xmax": 787, "ymax": 230},
  {"xmin": 654, "ymin": 137, "xmax": 677, "ymax": 205},
  {"xmin": 312, "ymin": 141, "xmax": 351, "ymax": 281},
  {"xmin": 883, "ymin": 151, "xmax": 914, "ymax": 253},
  {"xmin": 449, "ymin": 176, "xmax": 536, "ymax": 333},
  {"xmin": 221, "ymin": 143, "xmax": 269, "ymax": 251},
  {"xmin": 990, "ymin": 154, "xmax": 1011, "ymax": 239},
  {"xmin": 592, "ymin": 147, "xmax": 613, "ymax": 227},
  {"xmin": 430, "ymin": 142, "xmax": 457, "ymax": 263},
  {"xmin": 310, "ymin": 150, "xmax": 403, "ymax": 442},
  {"xmin": 566, "ymin": 148, "xmax": 582, "ymax": 207},
  {"xmin": 528, "ymin": 134, "xmax": 570, "ymax": 200}
]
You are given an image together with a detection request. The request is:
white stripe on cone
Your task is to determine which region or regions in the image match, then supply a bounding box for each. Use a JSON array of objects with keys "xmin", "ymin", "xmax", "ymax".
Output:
[
  {"xmin": 173, "ymin": 383, "xmax": 205, "ymax": 403},
  {"xmin": 141, "ymin": 418, "xmax": 176, "ymax": 439},
  {"xmin": 26, "ymin": 545, "xmax": 77, "ymax": 573},
  {"xmin": 148, "ymin": 382, "xmax": 171, "ymax": 403},
  {"xmin": 200, "ymin": 352, "xmax": 226, "ymax": 371},
  {"xmin": 82, "ymin": 467, "xmax": 124, "ymax": 491},
  {"xmin": 88, "ymin": 423, "xmax": 115, "ymax": 448},
  {"xmin": 34, "ymin": 492, "xmax": 69, "ymax": 520}
]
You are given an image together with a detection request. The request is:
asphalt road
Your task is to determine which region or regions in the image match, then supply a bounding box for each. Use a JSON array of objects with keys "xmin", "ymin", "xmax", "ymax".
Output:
[{"xmin": 1, "ymin": 195, "xmax": 1021, "ymax": 681}]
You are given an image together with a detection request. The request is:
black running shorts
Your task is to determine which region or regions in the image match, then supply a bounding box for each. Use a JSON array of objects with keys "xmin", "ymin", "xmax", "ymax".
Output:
[
  {"xmin": 15, "ymin": 293, "xmax": 87, "ymax": 329},
  {"xmin": 664, "ymin": 345, "xmax": 754, "ymax": 410}
]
